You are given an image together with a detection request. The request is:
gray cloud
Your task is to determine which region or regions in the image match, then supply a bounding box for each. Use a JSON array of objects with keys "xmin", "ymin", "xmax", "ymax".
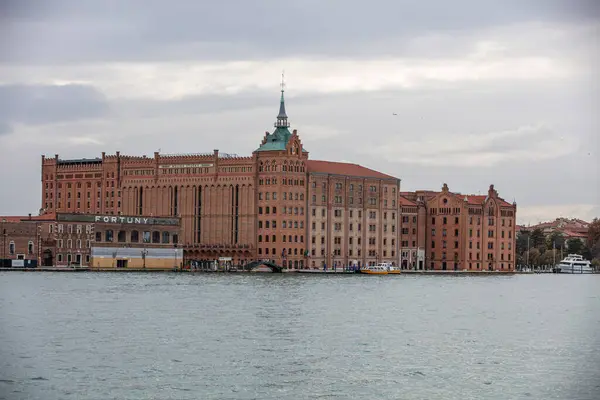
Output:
[
  {"xmin": 0, "ymin": 121, "xmax": 12, "ymax": 135},
  {"xmin": 0, "ymin": 84, "xmax": 109, "ymax": 127},
  {"xmin": 1, "ymin": 0, "xmax": 598, "ymax": 63},
  {"xmin": 0, "ymin": 0, "xmax": 597, "ymax": 223}
]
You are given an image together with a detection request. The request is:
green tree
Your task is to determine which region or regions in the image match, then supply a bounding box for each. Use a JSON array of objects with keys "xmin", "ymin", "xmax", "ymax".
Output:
[
  {"xmin": 547, "ymin": 231, "xmax": 565, "ymax": 251},
  {"xmin": 566, "ymin": 238, "xmax": 584, "ymax": 255},
  {"xmin": 516, "ymin": 231, "xmax": 529, "ymax": 258},
  {"xmin": 525, "ymin": 248, "xmax": 541, "ymax": 266},
  {"xmin": 530, "ymin": 228, "xmax": 545, "ymax": 249},
  {"xmin": 586, "ymin": 218, "xmax": 600, "ymax": 259},
  {"xmin": 539, "ymin": 250, "xmax": 558, "ymax": 266}
]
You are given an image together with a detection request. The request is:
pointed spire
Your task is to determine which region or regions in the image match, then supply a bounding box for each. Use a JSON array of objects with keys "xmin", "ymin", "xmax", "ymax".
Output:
[{"xmin": 275, "ymin": 71, "xmax": 290, "ymax": 128}]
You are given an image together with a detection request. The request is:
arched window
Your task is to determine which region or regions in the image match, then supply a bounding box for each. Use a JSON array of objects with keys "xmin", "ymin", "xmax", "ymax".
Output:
[
  {"xmin": 162, "ymin": 232, "xmax": 170, "ymax": 244},
  {"xmin": 28, "ymin": 241, "xmax": 34, "ymax": 254},
  {"xmin": 105, "ymin": 230, "xmax": 113, "ymax": 242},
  {"xmin": 152, "ymin": 231, "xmax": 160, "ymax": 243},
  {"xmin": 131, "ymin": 230, "xmax": 139, "ymax": 242},
  {"xmin": 258, "ymin": 235, "xmax": 262, "ymax": 243},
  {"xmin": 118, "ymin": 230, "xmax": 126, "ymax": 242}
]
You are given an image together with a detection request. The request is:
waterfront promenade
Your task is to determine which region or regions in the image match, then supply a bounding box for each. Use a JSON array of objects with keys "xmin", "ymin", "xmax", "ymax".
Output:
[{"xmin": 0, "ymin": 267, "xmax": 539, "ymax": 274}]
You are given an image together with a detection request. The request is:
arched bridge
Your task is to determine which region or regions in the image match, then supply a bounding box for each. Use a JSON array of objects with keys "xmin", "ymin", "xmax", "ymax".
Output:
[{"xmin": 244, "ymin": 260, "xmax": 284, "ymax": 273}]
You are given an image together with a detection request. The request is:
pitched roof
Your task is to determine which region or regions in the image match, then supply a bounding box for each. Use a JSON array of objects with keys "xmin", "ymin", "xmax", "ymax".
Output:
[
  {"xmin": 399, "ymin": 196, "xmax": 417, "ymax": 206},
  {"xmin": 307, "ymin": 160, "xmax": 398, "ymax": 180},
  {"xmin": 562, "ymin": 230, "xmax": 587, "ymax": 238},
  {"xmin": 256, "ymin": 127, "xmax": 291, "ymax": 152}
]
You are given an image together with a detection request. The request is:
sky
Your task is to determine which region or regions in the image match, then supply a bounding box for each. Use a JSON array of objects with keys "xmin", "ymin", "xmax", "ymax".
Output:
[{"xmin": 0, "ymin": 0, "xmax": 598, "ymax": 225}]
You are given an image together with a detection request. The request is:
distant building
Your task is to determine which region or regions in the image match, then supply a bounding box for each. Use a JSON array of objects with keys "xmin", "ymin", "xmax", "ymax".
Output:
[
  {"xmin": 0, "ymin": 215, "xmax": 53, "ymax": 268},
  {"xmin": 1, "ymin": 213, "xmax": 181, "ymax": 269},
  {"xmin": 34, "ymin": 84, "xmax": 518, "ymax": 271},
  {"xmin": 521, "ymin": 218, "xmax": 590, "ymax": 246},
  {"xmin": 401, "ymin": 183, "xmax": 517, "ymax": 271}
]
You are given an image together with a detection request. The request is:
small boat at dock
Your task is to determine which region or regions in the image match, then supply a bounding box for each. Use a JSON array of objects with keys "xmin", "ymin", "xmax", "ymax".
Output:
[{"xmin": 360, "ymin": 263, "xmax": 389, "ymax": 275}]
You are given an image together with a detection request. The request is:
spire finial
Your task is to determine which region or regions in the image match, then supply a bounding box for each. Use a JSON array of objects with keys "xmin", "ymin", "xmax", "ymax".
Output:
[{"xmin": 275, "ymin": 72, "xmax": 290, "ymax": 128}]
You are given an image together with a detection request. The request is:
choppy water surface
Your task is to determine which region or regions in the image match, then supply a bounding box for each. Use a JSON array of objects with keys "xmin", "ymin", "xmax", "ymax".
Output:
[{"xmin": 1, "ymin": 272, "xmax": 599, "ymax": 400}]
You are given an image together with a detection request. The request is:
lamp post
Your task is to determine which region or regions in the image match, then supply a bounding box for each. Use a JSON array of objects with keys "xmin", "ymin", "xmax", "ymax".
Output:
[
  {"xmin": 37, "ymin": 225, "xmax": 41, "ymax": 268},
  {"xmin": 142, "ymin": 248, "xmax": 148, "ymax": 269},
  {"xmin": 2, "ymin": 228, "xmax": 6, "ymax": 266}
]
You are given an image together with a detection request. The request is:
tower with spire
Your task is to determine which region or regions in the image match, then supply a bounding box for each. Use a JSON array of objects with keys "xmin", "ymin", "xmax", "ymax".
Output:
[
  {"xmin": 275, "ymin": 72, "xmax": 290, "ymax": 129},
  {"xmin": 255, "ymin": 73, "xmax": 307, "ymax": 153}
]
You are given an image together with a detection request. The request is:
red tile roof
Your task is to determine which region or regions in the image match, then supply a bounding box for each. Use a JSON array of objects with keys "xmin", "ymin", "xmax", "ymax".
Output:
[
  {"xmin": 399, "ymin": 196, "xmax": 417, "ymax": 206},
  {"xmin": 307, "ymin": 160, "xmax": 397, "ymax": 180},
  {"xmin": 562, "ymin": 230, "xmax": 587, "ymax": 238}
]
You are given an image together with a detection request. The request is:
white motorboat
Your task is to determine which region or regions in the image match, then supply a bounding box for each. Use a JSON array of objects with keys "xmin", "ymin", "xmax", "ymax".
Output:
[{"xmin": 555, "ymin": 254, "xmax": 594, "ymax": 274}]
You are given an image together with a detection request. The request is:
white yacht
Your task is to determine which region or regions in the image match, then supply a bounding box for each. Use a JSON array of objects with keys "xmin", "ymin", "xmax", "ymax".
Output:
[{"xmin": 556, "ymin": 254, "xmax": 594, "ymax": 274}]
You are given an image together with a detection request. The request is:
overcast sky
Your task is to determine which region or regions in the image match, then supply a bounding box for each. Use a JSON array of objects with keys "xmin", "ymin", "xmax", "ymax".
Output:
[{"xmin": 0, "ymin": 0, "xmax": 598, "ymax": 224}]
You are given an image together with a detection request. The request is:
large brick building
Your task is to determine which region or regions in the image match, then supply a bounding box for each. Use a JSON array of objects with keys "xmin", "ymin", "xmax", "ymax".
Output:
[
  {"xmin": 1, "ymin": 213, "xmax": 182, "ymax": 269},
  {"xmin": 38, "ymin": 87, "xmax": 517, "ymax": 270},
  {"xmin": 400, "ymin": 183, "xmax": 517, "ymax": 271}
]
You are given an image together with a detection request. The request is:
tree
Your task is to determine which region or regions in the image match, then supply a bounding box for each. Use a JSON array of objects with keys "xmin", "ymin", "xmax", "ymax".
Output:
[
  {"xmin": 547, "ymin": 231, "xmax": 565, "ymax": 251},
  {"xmin": 586, "ymin": 218, "xmax": 600, "ymax": 259},
  {"xmin": 524, "ymin": 248, "xmax": 541, "ymax": 266},
  {"xmin": 592, "ymin": 258, "xmax": 600, "ymax": 272},
  {"xmin": 516, "ymin": 231, "xmax": 529, "ymax": 258},
  {"xmin": 566, "ymin": 238, "xmax": 584, "ymax": 255},
  {"xmin": 539, "ymin": 250, "xmax": 558, "ymax": 266},
  {"xmin": 530, "ymin": 228, "xmax": 545, "ymax": 249}
]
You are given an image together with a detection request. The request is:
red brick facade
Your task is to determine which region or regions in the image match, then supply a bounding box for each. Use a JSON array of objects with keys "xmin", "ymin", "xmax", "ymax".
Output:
[
  {"xmin": 400, "ymin": 183, "xmax": 517, "ymax": 271},
  {"xmin": 36, "ymin": 91, "xmax": 517, "ymax": 270}
]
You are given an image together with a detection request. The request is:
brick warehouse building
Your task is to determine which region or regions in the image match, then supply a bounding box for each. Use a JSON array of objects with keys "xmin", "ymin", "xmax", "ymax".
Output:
[
  {"xmin": 400, "ymin": 183, "xmax": 517, "ymax": 271},
  {"xmin": 38, "ymin": 87, "xmax": 517, "ymax": 270},
  {"xmin": 1, "ymin": 213, "xmax": 182, "ymax": 269}
]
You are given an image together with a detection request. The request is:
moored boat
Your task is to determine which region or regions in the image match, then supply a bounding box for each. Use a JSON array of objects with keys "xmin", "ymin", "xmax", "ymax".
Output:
[
  {"xmin": 360, "ymin": 264, "xmax": 389, "ymax": 275},
  {"xmin": 387, "ymin": 264, "xmax": 401, "ymax": 274},
  {"xmin": 555, "ymin": 254, "xmax": 594, "ymax": 274}
]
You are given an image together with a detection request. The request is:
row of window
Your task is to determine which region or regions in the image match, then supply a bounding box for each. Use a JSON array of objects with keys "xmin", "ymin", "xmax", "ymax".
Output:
[
  {"xmin": 431, "ymin": 215, "xmax": 514, "ymax": 227},
  {"xmin": 6, "ymin": 241, "xmax": 35, "ymax": 255},
  {"xmin": 310, "ymin": 194, "xmax": 396, "ymax": 207},
  {"xmin": 258, "ymin": 220, "xmax": 305, "ymax": 229},
  {"xmin": 53, "ymin": 180, "xmax": 115, "ymax": 189},
  {"xmin": 57, "ymin": 239, "xmax": 90, "ymax": 249},
  {"xmin": 312, "ymin": 236, "xmax": 397, "ymax": 246},
  {"xmin": 431, "ymin": 240, "xmax": 513, "ymax": 250},
  {"xmin": 310, "ymin": 221, "xmax": 396, "ymax": 233},
  {"xmin": 258, "ymin": 235, "xmax": 304, "ymax": 243},
  {"xmin": 313, "ymin": 182, "xmax": 397, "ymax": 195},
  {"xmin": 52, "ymin": 200, "xmax": 121, "ymax": 210},
  {"xmin": 258, "ymin": 247, "xmax": 305, "ymax": 256},
  {"xmin": 56, "ymin": 253, "xmax": 91, "ymax": 265},
  {"xmin": 429, "ymin": 252, "xmax": 513, "ymax": 261},
  {"xmin": 427, "ymin": 262, "xmax": 512, "ymax": 270},
  {"xmin": 258, "ymin": 192, "xmax": 305, "ymax": 201},
  {"xmin": 94, "ymin": 230, "xmax": 178, "ymax": 244},
  {"xmin": 258, "ymin": 178, "xmax": 305, "ymax": 186},
  {"xmin": 307, "ymin": 248, "xmax": 396, "ymax": 258},
  {"xmin": 258, "ymin": 206, "xmax": 305, "ymax": 215},
  {"xmin": 258, "ymin": 162, "xmax": 305, "ymax": 173}
]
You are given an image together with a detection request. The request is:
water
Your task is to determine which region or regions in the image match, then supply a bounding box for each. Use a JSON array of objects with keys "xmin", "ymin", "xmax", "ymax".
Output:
[{"xmin": 1, "ymin": 273, "xmax": 599, "ymax": 400}]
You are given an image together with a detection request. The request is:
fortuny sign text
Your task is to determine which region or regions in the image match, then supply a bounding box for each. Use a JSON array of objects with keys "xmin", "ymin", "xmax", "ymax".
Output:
[{"xmin": 95, "ymin": 216, "xmax": 149, "ymax": 224}]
